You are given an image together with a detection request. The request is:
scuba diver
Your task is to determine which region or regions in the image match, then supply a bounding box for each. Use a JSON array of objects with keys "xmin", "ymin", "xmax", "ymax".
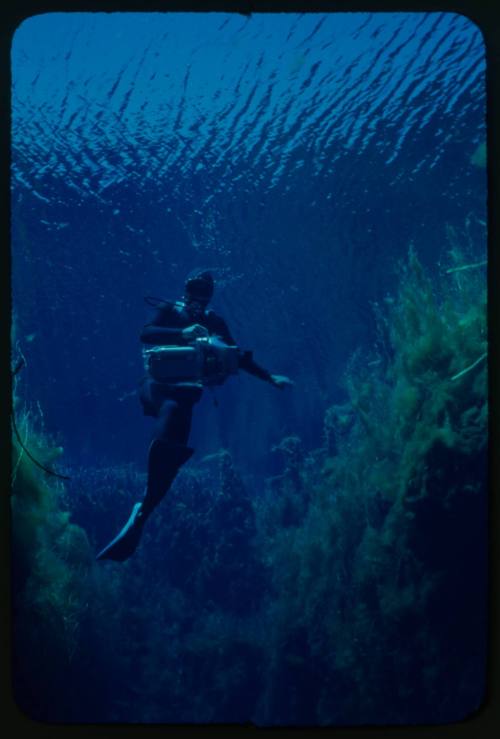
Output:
[{"xmin": 96, "ymin": 268, "xmax": 293, "ymax": 561}]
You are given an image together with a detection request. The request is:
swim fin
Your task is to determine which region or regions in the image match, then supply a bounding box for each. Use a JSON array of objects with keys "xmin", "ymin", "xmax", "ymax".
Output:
[
  {"xmin": 96, "ymin": 442, "xmax": 194, "ymax": 562},
  {"xmin": 96, "ymin": 502, "xmax": 145, "ymax": 562}
]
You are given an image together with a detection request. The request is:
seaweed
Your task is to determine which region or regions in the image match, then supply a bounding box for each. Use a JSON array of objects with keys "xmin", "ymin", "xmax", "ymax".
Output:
[
  {"xmin": 11, "ymin": 407, "xmax": 95, "ymax": 719},
  {"xmin": 254, "ymin": 238, "xmax": 487, "ymax": 725},
  {"xmin": 9, "ymin": 347, "xmax": 136, "ymax": 722}
]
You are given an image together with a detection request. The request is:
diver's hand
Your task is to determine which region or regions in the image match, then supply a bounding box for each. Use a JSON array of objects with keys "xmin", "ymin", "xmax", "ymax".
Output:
[
  {"xmin": 182, "ymin": 324, "xmax": 209, "ymax": 342},
  {"xmin": 270, "ymin": 374, "xmax": 294, "ymax": 389}
]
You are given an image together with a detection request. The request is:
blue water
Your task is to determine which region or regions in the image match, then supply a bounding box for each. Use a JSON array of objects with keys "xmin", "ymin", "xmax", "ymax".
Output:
[
  {"xmin": 11, "ymin": 11, "xmax": 486, "ymax": 470},
  {"xmin": 10, "ymin": 11, "xmax": 487, "ymax": 725}
]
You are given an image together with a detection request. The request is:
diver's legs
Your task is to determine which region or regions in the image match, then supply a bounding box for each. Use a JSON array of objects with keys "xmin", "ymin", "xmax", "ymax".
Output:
[
  {"xmin": 141, "ymin": 398, "xmax": 195, "ymax": 518},
  {"xmin": 154, "ymin": 398, "xmax": 194, "ymax": 445},
  {"xmin": 140, "ymin": 439, "xmax": 194, "ymax": 518},
  {"xmin": 96, "ymin": 438, "xmax": 194, "ymax": 562},
  {"xmin": 96, "ymin": 398, "xmax": 196, "ymax": 562}
]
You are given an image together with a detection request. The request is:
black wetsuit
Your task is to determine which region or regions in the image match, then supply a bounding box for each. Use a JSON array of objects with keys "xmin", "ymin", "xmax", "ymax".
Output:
[
  {"xmin": 95, "ymin": 299, "xmax": 275, "ymax": 560},
  {"xmin": 139, "ymin": 300, "xmax": 273, "ymax": 445}
]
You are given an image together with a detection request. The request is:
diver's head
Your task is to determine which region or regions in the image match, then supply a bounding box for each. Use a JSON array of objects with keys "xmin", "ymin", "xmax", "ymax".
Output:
[{"xmin": 183, "ymin": 269, "xmax": 214, "ymax": 317}]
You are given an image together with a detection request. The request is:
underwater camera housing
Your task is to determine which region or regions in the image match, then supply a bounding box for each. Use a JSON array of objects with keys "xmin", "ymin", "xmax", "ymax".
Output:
[{"xmin": 143, "ymin": 336, "xmax": 239, "ymax": 386}]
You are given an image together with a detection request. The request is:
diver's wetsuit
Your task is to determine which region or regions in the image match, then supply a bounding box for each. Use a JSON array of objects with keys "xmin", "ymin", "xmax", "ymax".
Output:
[
  {"xmin": 137, "ymin": 299, "xmax": 274, "ymax": 517},
  {"xmin": 96, "ymin": 299, "xmax": 275, "ymax": 561},
  {"xmin": 139, "ymin": 300, "xmax": 274, "ymax": 442}
]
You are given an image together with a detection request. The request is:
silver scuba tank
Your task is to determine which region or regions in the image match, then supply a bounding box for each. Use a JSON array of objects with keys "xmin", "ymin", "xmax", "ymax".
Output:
[{"xmin": 143, "ymin": 336, "xmax": 239, "ymax": 386}]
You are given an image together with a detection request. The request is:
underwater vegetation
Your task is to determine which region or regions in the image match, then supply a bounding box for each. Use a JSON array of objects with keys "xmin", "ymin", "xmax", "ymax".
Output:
[
  {"xmin": 10, "ymin": 409, "xmax": 95, "ymax": 720},
  {"xmin": 254, "ymin": 239, "xmax": 487, "ymax": 725},
  {"xmin": 10, "ymin": 235, "xmax": 487, "ymax": 725},
  {"xmin": 470, "ymin": 141, "xmax": 487, "ymax": 168},
  {"xmin": 11, "ymin": 415, "xmax": 266, "ymax": 722}
]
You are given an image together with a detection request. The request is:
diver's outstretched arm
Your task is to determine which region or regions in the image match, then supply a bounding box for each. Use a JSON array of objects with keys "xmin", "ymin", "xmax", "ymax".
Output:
[
  {"xmin": 238, "ymin": 351, "xmax": 293, "ymax": 388},
  {"xmin": 211, "ymin": 313, "xmax": 293, "ymax": 388}
]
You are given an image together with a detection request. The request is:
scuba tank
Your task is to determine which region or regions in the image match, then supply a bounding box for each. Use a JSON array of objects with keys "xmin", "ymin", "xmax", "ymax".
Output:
[{"xmin": 143, "ymin": 336, "xmax": 239, "ymax": 386}]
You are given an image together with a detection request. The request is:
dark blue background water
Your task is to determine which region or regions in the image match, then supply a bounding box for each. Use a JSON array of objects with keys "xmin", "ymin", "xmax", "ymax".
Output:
[{"xmin": 11, "ymin": 11, "xmax": 486, "ymax": 479}]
